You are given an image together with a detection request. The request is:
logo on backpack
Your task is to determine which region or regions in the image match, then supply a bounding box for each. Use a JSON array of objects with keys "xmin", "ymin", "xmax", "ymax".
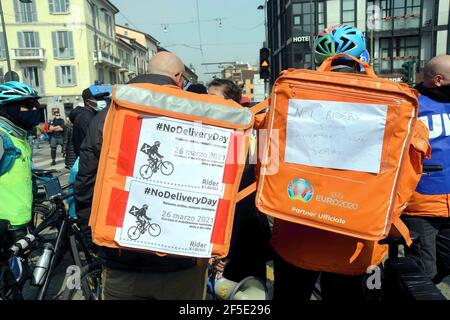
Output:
[{"xmin": 287, "ymin": 178, "xmax": 314, "ymax": 203}]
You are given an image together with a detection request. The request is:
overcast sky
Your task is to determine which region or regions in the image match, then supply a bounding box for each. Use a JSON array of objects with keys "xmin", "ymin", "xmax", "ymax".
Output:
[{"xmin": 111, "ymin": 0, "xmax": 265, "ymax": 83}]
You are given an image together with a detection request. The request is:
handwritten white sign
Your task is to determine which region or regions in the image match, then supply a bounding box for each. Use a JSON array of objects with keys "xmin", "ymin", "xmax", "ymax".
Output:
[{"xmin": 285, "ymin": 99, "xmax": 387, "ymax": 174}]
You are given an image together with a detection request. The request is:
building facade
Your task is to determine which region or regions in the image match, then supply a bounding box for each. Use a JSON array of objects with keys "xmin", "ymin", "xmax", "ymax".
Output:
[
  {"xmin": 221, "ymin": 63, "xmax": 259, "ymax": 100},
  {"xmin": 0, "ymin": 0, "xmax": 190, "ymax": 119},
  {"xmin": 266, "ymin": 0, "xmax": 450, "ymax": 83}
]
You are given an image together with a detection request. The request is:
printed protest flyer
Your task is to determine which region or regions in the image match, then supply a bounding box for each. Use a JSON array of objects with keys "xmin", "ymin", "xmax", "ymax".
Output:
[
  {"xmin": 115, "ymin": 116, "xmax": 234, "ymax": 257},
  {"xmin": 116, "ymin": 180, "xmax": 221, "ymax": 257},
  {"xmin": 133, "ymin": 116, "xmax": 232, "ymax": 196}
]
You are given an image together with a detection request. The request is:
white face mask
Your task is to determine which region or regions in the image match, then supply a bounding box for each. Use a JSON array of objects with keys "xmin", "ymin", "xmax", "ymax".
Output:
[{"xmin": 94, "ymin": 100, "xmax": 107, "ymax": 111}]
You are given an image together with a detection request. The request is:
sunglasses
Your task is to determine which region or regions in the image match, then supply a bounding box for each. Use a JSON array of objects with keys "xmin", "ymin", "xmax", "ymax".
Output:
[{"xmin": 21, "ymin": 99, "xmax": 41, "ymax": 110}]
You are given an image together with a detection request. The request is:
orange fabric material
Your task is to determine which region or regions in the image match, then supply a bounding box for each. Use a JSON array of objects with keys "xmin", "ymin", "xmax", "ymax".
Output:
[
  {"xmin": 89, "ymin": 83, "xmax": 253, "ymax": 258},
  {"xmin": 271, "ymin": 219, "xmax": 388, "ymax": 275},
  {"xmin": 404, "ymin": 193, "xmax": 450, "ymax": 218}
]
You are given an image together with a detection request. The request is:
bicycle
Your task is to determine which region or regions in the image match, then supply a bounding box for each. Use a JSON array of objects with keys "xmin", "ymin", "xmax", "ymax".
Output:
[
  {"xmin": 31, "ymin": 168, "xmax": 67, "ymax": 230},
  {"xmin": 0, "ymin": 178, "xmax": 102, "ymax": 300},
  {"xmin": 139, "ymin": 157, "xmax": 174, "ymax": 180},
  {"xmin": 127, "ymin": 218, "xmax": 161, "ymax": 240}
]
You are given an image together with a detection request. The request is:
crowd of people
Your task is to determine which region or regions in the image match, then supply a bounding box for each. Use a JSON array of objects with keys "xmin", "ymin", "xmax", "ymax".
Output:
[{"xmin": 0, "ymin": 24, "xmax": 449, "ymax": 300}]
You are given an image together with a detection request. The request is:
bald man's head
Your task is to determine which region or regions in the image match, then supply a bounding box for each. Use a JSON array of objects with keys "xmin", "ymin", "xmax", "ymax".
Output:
[
  {"xmin": 423, "ymin": 55, "xmax": 450, "ymax": 88},
  {"xmin": 148, "ymin": 52, "xmax": 185, "ymax": 87}
]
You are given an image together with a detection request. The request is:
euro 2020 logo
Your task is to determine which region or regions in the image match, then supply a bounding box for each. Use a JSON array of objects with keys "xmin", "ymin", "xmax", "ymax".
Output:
[{"xmin": 287, "ymin": 178, "xmax": 314, "ymax": 203}]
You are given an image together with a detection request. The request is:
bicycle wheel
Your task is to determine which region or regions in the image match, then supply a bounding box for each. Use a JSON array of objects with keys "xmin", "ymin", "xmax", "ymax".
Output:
[
  {"xmin": 139, "ymin": 164, "xmax": 153, "ymax": 179},
  {"xmin": 160, "ymin": 161, "xmax": 174, "ymax": 176},
  {"xmin": 62, "ymin": 262, "xmax": 103, "ymax": 300},
  {"xmin": 127, "ymin": 226, "xmax": 141, "ymax": 240},
  {"xmin": 148, "ymin": 223, "xmax": 161, "ymax": 237}
]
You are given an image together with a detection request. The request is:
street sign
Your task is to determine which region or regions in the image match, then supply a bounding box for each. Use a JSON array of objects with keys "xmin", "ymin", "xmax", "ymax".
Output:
[{"xmin": 4, "ymin": 71, "xmax": 20, "ymax": 82}]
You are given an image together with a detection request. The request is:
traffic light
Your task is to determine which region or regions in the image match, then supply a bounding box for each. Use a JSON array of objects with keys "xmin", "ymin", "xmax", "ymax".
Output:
[
  {"xmin": 401, "ymin": 61, "xmax": 416, "ymax": 85},
  {"xmin": 260, "ymin": 47, "xmax": 270, "ymax": 80}
]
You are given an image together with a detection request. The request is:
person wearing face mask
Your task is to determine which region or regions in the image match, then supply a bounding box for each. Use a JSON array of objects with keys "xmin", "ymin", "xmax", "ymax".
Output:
[
  {"xmin": 402, "ymin": 55, "xmax": 450, "ymax": 285},
  {"xmin": 48, "ymin": 110, "xmax": 65, "ymax": 166},
  {"xmin": 0, "ymin": 81, "xmax": 41, "ymax": 237},
  {"xmin": 72, "ymin": 85, "xmax": 111, "ymax": 158}
]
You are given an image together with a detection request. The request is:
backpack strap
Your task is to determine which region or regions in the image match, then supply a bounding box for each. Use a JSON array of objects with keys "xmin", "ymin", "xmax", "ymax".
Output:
[
  {"xmin": 250, "ymin": 98, "xmax": 269, "ymax": 115},
  {"xmin": 392, "ymin": 215, "xmax": 413, "ymax": 246},
  {"xmin": 236, "ymin": 182, "xmax": 257, "ymax": 203},
  {"xmin": 0, "ymin": 129, "xmax": 22, "ymax": 176}
]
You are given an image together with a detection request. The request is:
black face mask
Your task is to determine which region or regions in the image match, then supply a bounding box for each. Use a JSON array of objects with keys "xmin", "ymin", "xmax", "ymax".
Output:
[
  {"xmin": 4, "ymin": 105, "xmax": 40, "ymax": 132},
  {"xmin": 416, "ymin": 83, "xmax": 450, "ymax": 103},
  {"xmin": 18, "ymin": 109, "xmax": 41, "ymax": 131}
]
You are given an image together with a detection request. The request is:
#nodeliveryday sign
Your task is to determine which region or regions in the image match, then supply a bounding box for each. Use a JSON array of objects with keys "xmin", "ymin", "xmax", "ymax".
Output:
[{"xmin": 114, "ymin": 116, "xmax": 234, "ymax": 258}]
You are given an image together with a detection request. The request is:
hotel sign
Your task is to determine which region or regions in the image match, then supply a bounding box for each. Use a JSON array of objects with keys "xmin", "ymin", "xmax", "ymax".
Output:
[{"xmin": 293, "ymin": 36, "xmax": 311, "ymax": 43}]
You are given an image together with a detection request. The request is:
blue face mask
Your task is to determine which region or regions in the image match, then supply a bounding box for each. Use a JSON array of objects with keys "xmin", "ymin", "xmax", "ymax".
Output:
[{"xmin": 94, "ymin": 100, "xmax": 107, "ymax": 112}]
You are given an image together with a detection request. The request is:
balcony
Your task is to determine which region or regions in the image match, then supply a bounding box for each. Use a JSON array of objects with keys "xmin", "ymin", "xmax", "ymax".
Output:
[
  {"xmin": 12, "ymin": 48, "xmax": 45, "ymax": 61},
  {"xmin": 374, "ymin": 56, "xmax": 421, "ymax": 74},
  {"xmin": 372, "ymin": 14, "xmax": 420, "ymax": 32},
  {"xmin": 94, "ymin": 51, "xmax": 122, "ymax": 68},
  {"xmin": 119, "ymin": 60, "xmax": 131, "ymax": 72}
]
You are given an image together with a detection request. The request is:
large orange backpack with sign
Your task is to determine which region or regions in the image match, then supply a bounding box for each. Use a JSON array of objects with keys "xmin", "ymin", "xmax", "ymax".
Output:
[
  {"xmin": 252, "ymin": 54, "xmax": 431, "ymax": 246},
  {"xmin": 89, "ymin": 82, "xmax": 254, "ymax": 258}
]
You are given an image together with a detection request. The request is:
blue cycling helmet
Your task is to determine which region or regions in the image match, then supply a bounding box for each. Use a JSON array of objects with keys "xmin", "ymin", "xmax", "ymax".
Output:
[
  {"xmin": 88, "ymin": 84, "xmax": 112, "ymax": 99},
  {"xmin": 0, "ymin": 81, "xmax": 40, "ymax": 106},
  {"xmin": 314, "ymin": 24, "xmax": 366, "ymax": 65}
]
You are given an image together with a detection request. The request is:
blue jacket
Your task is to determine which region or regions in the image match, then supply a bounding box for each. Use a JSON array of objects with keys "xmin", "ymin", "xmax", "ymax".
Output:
[{"xmin": 416, "ymin": 86, "xmax": 450, "ymax": 195}]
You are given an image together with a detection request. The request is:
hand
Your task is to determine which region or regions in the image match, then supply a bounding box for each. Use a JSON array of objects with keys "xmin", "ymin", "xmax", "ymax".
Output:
[{"xmin": 209, "ymin": 257, "xmax": 228, "ymax": 274}]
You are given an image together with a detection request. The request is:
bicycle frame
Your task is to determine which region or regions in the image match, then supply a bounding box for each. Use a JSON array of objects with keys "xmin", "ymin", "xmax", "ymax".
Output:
[{"xmin": 34, "ymin": 200, "xmax": 95, "ymax": 300}]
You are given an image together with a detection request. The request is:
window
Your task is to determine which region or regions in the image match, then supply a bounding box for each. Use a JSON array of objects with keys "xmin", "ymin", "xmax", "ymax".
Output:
[
  {"xmin": 105, "ymin": 13, "xmax": 113, "ymax": 37},
  {"xmin": 394, "ymin": 36, "xmax": 419, "ymax": 58},
  {"xmin": 292, "ymin": 2, "xmax": 314, "ymax": 35},
  {"xmin": 14, "ymin": 0, "xmax": 37, "ymax": 23},
  {"xmin": 341, "ymin": 0, "xmax": 356, "ymax": 26},
  {"xmin": 318, "ymin": 2, "xmax": 326, "ymax": 31},
  {"xmin": 109, "ymin": 70, "xmax": 116, "ymax": 84},
  {"xmin": 379, "ymin": 38, "xmax": 391, "ymax": 71},
  {"xmin": 23, "ymin": 66, "xmax": 44, "ymax": 94},
  {"xmin": 98, "ymin": 69, "xmax": 105, "ymax": 84},
  {"xmin": 304, "ymin": 53, "xmax": 312, "ymax": 70},
  {"xmin": 393, "ymin": 0, "xmax": 420, "ymax": 29},
  {"xmin": 89, "ymin": 2, "xmax": 99, "ymax": 28},
  {"xmin": 52, "ymin": 31, "xmax": 74, "ymax": 59},
  {"xmin": 18, "ymin": 32, "xmax": 40, "ymax": 48},
  {"xmin": 49, "ymin": 0, "xmax": 70, "ymax": 14},
  {"xmin": 292, "ymin": 1, "xmax": 325, "ymax": 36},
  {"xmin": 0, "ymin": 34, "xmax": 5, "ymax": 60},
  {"xmin": 118, "ymin": 48, "xmax": 124, "ymax": 61},
  {"xmin": 56, "ymin": 65, "xmax": 77, "ymax": 87}
]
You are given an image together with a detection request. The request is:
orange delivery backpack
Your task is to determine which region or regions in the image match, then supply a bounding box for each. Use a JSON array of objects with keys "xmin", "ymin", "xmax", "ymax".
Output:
[
  {"xmin": 251, "ymin": 54, "xmax": 431, "ymax": 245},
  {"xmin": 88, "ymin": 82, "xmax": 254, "ymax": 258}
]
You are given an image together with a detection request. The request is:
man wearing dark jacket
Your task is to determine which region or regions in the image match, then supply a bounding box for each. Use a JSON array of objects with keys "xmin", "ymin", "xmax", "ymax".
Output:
[
  {"xmin": 72, "ymin": 88, "xmax": 108, "ymax": 157},
  {"xmin": 74, "ymin": 51, "xmax": 207, "ymax": 300}
]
